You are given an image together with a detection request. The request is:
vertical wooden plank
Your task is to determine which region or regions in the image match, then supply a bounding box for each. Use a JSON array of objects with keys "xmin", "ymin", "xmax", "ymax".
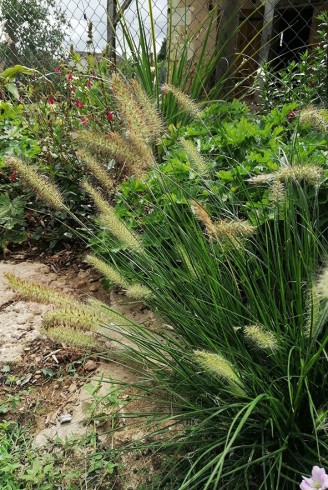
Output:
[
  {"xmin": 107, "ymin": 0, "xmax": 117, "ymax": 61},
  {"xmin": 215, "ymin": 0, "xmax": 241, "ymax": 96},
  {"xmin": 258, "ymin": 0, "xmax": 279, "ymax": 66}
]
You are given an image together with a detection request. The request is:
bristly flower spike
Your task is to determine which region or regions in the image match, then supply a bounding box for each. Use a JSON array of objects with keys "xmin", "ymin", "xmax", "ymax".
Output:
[
  {"xmin": 190, "ymin": 200, "xmax": 217, "ymax": 238},
  {"xmin": 86, "ymin": 255, "xmax": 128, "ymax": 289},
  {"xmin": 77, "ymin": 150, "xmax": 113, "ymax": 191},
  {"xmin": 83, "ymin": 182, "xmax": 144, "ymax": 254},
  {"xmin": 5, "ymin": 157, "xmax": 67, "ymax": 211},
  {"xmin": 244, "ymin": 325, "xmax": 277, "ymax": 350},
  {"xmin": 161, "ymin": 84, "xmax": 202, "ymax": 119},
  {"xmin": 42, "ymin": 326, "xmax": 101, "ymax": 350},
  {"xmin": 180, "ymin": 138, "xmax": 208, "ymax": 176},
  {"xmin": 194, "ymin": 350, "xmax": 246, "ymax": 396}
]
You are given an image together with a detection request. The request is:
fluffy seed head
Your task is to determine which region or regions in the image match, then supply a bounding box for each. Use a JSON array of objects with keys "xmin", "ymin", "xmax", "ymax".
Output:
[
  {"xmin": 304, "ymin": 285, "xmax": 321, "ymax": 338},
  {"xmin": 43, "ymin": 306, "xmax": 105, "ymax": 331},
  {"xmin": 244, "ymin": 325, "xmax": 277, "ymax": 350},
  {"xmin": 190, "ymin": 200, "xmax": 217, "ymax": 237},
  {"xmin": 73, "ymin": 131, "xmax": 139, "ymax": 176},
  {"xmin": 86, "ymin": 255, "xmax": 128, "ymax": 288},
  {"xmin": 194, "ymin": 350, "xmax": 245, "ymax": 396},
  {"xmin": 126, "ymin": 284, "xmax": 153, "ymax": 300},
  {"xmin": 161, "ymin": 84, "xmax": 201, "ymax": 119},
  {"xmin": 246, "ymin": 173, "xmax": 276, "ymax": 185},
  {"xmin": 300, "ymin": 106, "xmax": 328, "ymax": 132},
  {"xmin": 111, "ymin": 73, "xmax": 152, "ymax": 141},
  {"xmin": 276, "ymin": 165, "xmax": 323, "ymax": 185},
  {"xmin": 82, "ymin": 181, "xmax": 111, "ymax": 215},
  {"xmin": 5, "ymin": 157, "xmax": 67, "ymax": 211},
  {"xmin": 77, "ymin": 149, "xmax": 113, "ymax": 191},
  {"xmin": 215, "ymin": 220, "xmax": 256, "ymax": 239},
  {"xmin": 180, "ymin": 138, "xmax": 208, "ymax": 176},
  {"xmin": 130, "ymin": 79, "xmax": 163, "ymax": 141},
  {"xmin": 268, "ymin": 180, "xmax": 286, "ymax": 204},
  {"xmin": 42, "ymin": 326, "xmax": 101, "ymax": 350},
  {"xmin": 316, "ymin": 266, "xmax": 328, "ymax": 300},
  {"xmin": 5, "ymin": 272, "xmax": 79, "ymax": 307},
  {"xmin": 82, "ymin": 183, "xmax": 145, "ymax": 253}
]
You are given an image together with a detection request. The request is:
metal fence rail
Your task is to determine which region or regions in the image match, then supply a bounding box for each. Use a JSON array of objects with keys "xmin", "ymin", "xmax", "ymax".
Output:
[{"xmin": 0, "ymin": 0, "xmax": 327, "ymax": 86}]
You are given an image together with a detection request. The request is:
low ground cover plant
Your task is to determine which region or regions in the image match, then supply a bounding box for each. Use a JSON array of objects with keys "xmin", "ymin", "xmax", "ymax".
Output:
[
  {"xmin": 5, "ymin": 77, "xmax": 328, "ymax": 488},
  {"xmin": 0, "ymin": 421, "xmax": 117, "ymax": 489}
]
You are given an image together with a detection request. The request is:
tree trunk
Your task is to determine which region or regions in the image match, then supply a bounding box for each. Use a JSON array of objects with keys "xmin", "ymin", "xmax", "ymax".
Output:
[{"xmin": 215, "ymin": 0, "xmax": 241, "ymax": 97}]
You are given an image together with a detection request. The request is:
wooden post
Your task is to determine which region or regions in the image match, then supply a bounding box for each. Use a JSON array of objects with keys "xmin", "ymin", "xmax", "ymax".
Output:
[
  {"xmin": 215, "ymin": 0, "xmax": 241, "ymax": 97},
  {"xmin": 258, "ymin": 0, "xmax": 279, "ymax": 66},
  {"xmin": 107, "ymin": 0, "xmax": 117, "ymax": 62}
]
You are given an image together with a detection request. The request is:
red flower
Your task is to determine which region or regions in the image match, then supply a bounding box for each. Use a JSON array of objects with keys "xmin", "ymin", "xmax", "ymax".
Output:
[
  {"xmin": 81, "ymin": 116, "xmax": 88, "ymax": 124},
  {"xmin": 287, "ymin": 109, "xmax": 297, "ymax": 122},
  {"xmin": 71, "ymin": 86, "xmax": 76, "ymax": 93},
  {"xmin": 107, "ymin": 112, "xmax": 113, "ymax": 121},
  {"xmin": 68, "ymin": 72, "xmax": 74, "ymax": 81},
  {"xmin": 75, "ymin": 100, "xmax": 84, "ymax": 108},
  {"xmin": 54, "ymin": 67, "xmax": 61, "ymax": 73},
  {"xmin": 87, "ymin": 80, "xmax": 92, "ymax": 89},
  {"xmin": 48, "ymin": 97, "xmax": 55, "ymax": 104},
  {"xmin": 10, "ymin": 171, "xmax": 17, "ymax": 181}
]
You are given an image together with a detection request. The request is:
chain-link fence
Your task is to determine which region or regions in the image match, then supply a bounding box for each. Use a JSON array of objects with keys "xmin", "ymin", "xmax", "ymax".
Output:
[{"xmin": 0, "ymin": 0, "xmax": 327, "ymax": 84}]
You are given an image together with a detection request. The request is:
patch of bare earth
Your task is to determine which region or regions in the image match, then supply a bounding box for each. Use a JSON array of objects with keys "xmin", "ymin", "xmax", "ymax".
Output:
[{"xmin": 0, "ymin": 255, "xmax": 168, "ymax": 489}]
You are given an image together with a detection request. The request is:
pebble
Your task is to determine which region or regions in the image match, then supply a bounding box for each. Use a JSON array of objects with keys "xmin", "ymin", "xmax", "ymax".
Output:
[
  {"xmin": 89, "ymin": 284, "xmax": 99, "ymax": 292},
  {"xmin": 59, "ymin": 414, "xmax": 72, "ymax": 424},
  {"xmin": 76, "ymin": 280, "xmax": 87, "ymax": 289},
  {"xmin": 69, "ymin": 383, "xmax": 77, "ymax": 393},
  {"xmin": 83, "ymin": 360, "xmax": 97, "ymax": 372}
]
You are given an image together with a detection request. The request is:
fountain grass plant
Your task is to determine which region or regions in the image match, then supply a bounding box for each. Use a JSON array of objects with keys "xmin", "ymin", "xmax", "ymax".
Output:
[{"xmin": 4, "ymin": 80, "xmax": 328, "ymax": 488}]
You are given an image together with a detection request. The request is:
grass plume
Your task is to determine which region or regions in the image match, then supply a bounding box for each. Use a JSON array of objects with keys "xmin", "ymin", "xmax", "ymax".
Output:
[
  {"xmin": 5, "ymin": 273, "xmax": 80, "ymax": 307},
  {"xmin": 161, "ymin": 84, "xmax": 201, "ymax": 119},
  {"xmin": 86, "ymin": 254, "xmax": 128, "ymax": 288},
  {"xmin": 180, "ymin": 138, "xmax": 208, "ymax": 176},
  {"xmin": 5, "ymin": 157, "xmax": 67, "ymax": 211},
  {"xmin": 42, "ymin": 326, "xmax": 101, "ymax": 350},
  {"xmin": 244, "ymin": 325, "xmax": 278, "ymax": 350},
  {"xmin": 194, "ymin": 350, "xmax": 245, "ymax": 396},
  {"xmin": 77, "ymin": 149, "xmax": 113, "ymax": 191}
]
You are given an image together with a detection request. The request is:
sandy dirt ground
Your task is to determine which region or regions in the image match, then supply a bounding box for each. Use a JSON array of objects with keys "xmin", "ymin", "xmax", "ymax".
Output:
[{"xmin": 0, "ymin": 258, "xmax": 161, "ymax": 488}]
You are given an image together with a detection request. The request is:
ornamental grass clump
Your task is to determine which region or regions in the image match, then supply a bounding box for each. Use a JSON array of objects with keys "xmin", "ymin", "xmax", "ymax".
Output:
[{"xmin": 5, "ymin": 79, "xmax": 327, "ymax": 489}]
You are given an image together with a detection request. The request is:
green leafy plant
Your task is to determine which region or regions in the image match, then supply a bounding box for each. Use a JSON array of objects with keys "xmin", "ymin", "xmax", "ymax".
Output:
[
  {"xmin": 0, "ymin": 193, "xmax": 28, "ymax": 251},
  {"xmin": 0, "ymin": 421, "xmax": 118, "ymax": 489},
  {"xmin": 253, "ymin": 12, "xmax": 328, "ymax": 109}
]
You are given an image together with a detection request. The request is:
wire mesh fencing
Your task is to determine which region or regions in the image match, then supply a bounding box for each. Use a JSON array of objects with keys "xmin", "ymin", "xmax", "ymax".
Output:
[{"xmin": 0, "ymin": 0, "xmax": 327, "ymax": 99}]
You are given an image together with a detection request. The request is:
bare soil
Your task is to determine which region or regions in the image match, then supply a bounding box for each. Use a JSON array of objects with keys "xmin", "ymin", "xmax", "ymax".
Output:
[{"xmin": 0, "ymin": 253, "xmax": 164, "ymax": 489}]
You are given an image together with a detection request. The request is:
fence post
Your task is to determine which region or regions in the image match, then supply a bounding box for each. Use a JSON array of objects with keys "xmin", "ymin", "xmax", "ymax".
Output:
[
  {"xmin": 258, "ymin": 0, "xmax": 279, "ymax": 66},
  {"xmin": 215, "ymin": 0, "xmax": 241, "ymax": 97},
  {"xmin": 107, "ymin": 0, "xmax": 117, "ymax": 61}
]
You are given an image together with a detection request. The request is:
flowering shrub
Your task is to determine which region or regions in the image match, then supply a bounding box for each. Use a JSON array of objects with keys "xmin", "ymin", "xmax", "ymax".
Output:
[{"xmin": 0, "ymin": 52, "xmax": 122, "ymax": 250}]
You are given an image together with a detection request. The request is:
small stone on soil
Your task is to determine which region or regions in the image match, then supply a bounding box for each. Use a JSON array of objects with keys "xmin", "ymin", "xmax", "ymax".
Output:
[
  {"xmin": 83, "ymin": 360, "xmax": 97, "ymax": 372},
  {"xmin": 59, "ymin": 414, "xmax": 72, "ymax": 424}
]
